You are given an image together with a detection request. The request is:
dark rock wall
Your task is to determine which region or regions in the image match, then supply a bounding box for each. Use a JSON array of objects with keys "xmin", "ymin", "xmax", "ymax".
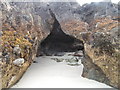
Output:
[{"xmin": 81, "ymin": 18, "xmax": 120, "ymax": 89}]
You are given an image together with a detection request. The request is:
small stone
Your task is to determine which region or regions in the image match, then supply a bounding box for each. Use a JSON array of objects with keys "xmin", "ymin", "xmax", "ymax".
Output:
[
  {"xmin": 51, "ymin": 58, "xmax": 64, "ymax": 62},
  {"xmin": 2, "ymin": 52, "xmax": 8, "ymax": 56},
  {"xmin": 24, "ymin": 36, "xmax": 34, "ymax": 43},
  {"xmin": 74, "ymin": 50, "xmax": 83, "ymax": 57},
  {"xmin": 54, "ymin": 52, "xmax": 65, "ymax": 56},
  {"xmin": 0, "ymin": 52, "xmax": 2, "ymax": 56},
  {"xmin": 13, "ymin": 45, "xmax": 21, "ymax": 55},
  {"xmin": 13, "ymin": 58, "xmax": 25, "ymax": 66},
  {"xmin": 4, "ymin": 54, "xmax": 10, "ymax": 64},
  {"xmin": 33, "ymin": 61, "xmax": 38, "ymax": 63},
  {"xmin": 0, "ymin": 58, "xmax": 2, "ymax": 62},
  {"xmin": 0, "ymin": 31, "xmax": 3, "ymax": 36}
]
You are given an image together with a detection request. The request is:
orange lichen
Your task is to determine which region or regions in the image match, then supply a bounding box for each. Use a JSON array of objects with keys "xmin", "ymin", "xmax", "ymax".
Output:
[
  {"xmin": 90, "ymin": 17, "xmax": 118, "ymax": 32},
  {"xmin": 61, "ymin": 19, "xmax": 89, "ymax": 32}
]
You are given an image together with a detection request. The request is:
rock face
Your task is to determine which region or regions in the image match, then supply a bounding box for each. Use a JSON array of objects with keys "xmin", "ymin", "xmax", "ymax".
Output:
[
  {"xmin": 61, "ymin": 19, "xmax": 89, "ymax": 40},
  {"xmin": 34, "ymin": 2, "xmax": 81, "ymax": 21},
  {"xmin": 76, "ymin": 2, "xmax": 118, "ymax": 23},
  {"xmin": 81, "ymin": 54, "xmax": 110, "ymax": 85},
  {"xmin": 0, "ymin": 1, "xmax": 47, "ymax": 88},
  {"xmin": 81, "ymin": 18, "xmax": 120, "ymax": 88}
]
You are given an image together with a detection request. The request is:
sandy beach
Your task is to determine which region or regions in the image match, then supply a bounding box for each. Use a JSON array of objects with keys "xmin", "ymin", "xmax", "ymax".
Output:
[{"xmin": 12, "ymin": 54, "xmax": 112, "ymax": 88}]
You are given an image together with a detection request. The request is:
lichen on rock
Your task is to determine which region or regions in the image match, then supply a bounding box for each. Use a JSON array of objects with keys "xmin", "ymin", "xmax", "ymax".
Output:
[
  {"xmin": 0, "ymin": 1, "xmax": 44, "ymax": 88},
  {"xmin": 81, "ymin": 17, "xmax": 120, "ymax": 88}
]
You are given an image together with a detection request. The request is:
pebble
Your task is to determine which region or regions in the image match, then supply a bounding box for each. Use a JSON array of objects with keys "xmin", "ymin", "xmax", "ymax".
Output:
[
  {"xmin": 0, "ymin": 52, "xmax": 2, "ymax": 56},
  {"xmin": 13, "ymin": 58, "xmax": 25, "ymax": 66},
  {"xmin": 0, "ymin": 58, "xmax": 2, "ymax": 62},
  {"xmin": 13, "ymin": 45, "xmax": 21, "ymax": 55},
  {"xmin": 4, "ymin": 54, "xmax": 10, "ymax": 64},
  {"xmin": 2, "ymin": 52, "xmax": 8, "ymax": 56},
  {"xmin": 74, "ymin": 50, "xmax": 83, "ymax": 57},
  {"xmin": 0, "ymin": 31, "xmax": 3, "ymax": 36}
]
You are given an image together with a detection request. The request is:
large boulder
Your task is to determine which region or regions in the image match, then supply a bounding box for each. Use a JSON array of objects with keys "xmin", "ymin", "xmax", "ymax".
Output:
[
  {"xmin": 81, "ymin": 18, "xmax": 120, "ymax": 89},
  {"xmin": 0, "ymin": 1, "xmax": 48, "ymax": 88}
]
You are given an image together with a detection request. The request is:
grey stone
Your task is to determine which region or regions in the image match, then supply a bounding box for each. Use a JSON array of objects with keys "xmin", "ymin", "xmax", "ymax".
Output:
[
  {"xmin": 0, "ymin": 31, "xmax": 3, "ymax": 36},
  {"xmin": 13, "ymin": 45, "xmax": 21, "ymax": 56},
  {"xmin": 13, "ymin": 58, "xmax": 25, "ymax": 66},
  {"xmin": 74, "ymin": 50, "xmax": 83, "ymax": 57},
  {"xmin": 0, "ymin": 52, "xmax": 2, "ymax": 56}
]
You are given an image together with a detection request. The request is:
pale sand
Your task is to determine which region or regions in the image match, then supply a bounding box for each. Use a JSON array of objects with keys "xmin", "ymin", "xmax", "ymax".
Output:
[{"xmin": 12, "ymin": 55, "xmax": 112, "ymax": 88}]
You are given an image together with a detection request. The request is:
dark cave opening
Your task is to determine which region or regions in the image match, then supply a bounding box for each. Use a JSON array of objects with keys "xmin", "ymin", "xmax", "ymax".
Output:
[
  {"xmin": 36, "ymin": 9, "xmax": 84, "ymax": 56},
  {"xmin": 37, "ymin": 29, "xmax": 84, "ymax": 56}
]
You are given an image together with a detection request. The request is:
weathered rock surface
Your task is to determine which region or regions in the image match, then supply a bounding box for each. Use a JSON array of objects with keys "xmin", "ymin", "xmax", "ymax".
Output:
[
  {"xmin": 81, "ymin": 18, "xmax": 120, "ymax": 89},
  {"xmin": 61, "ymin": 19, "xmax": 89, "ymax": 40},
  {"xmin": 59, "ymin": 7, "xmax": 119, "ymax": 88},
  {"xmin": 34, "ymin": 2, "xmax": 81, "ymax": 21},
  {"xmin": 76, "ymin": 2, "xmax": 119, "ymax": 23},
  {"xmin": 0, "ymin": 1, "xmax": 47, "ymax": 88}
]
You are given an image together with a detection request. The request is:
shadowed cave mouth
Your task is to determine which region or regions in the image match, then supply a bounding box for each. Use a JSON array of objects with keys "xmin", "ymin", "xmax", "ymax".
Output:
[
  {"xmin": 37, "ymin": 9, "xmax": 84, "ymax": 56},
  {"xmin": 37, "ymin": 29, "xmax": 84, "ymax": 56}
]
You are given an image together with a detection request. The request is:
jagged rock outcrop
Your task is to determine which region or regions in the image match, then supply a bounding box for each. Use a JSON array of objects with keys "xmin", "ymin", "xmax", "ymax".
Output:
[
  {"xmin": 34, "ymin": 1, "xmax": 81, "ymax": 21},
  {"xmin": 81, "ymin": 18, "xmax": 120, "ymax": 89},
  {"xmin": 76, "ymin": 2, "xmax": 119, "ymax": 23},
  {"xmin": 0, "ymin": 1, "xmax": 48, "ymax": 88},
  {"xmin": 31, "ymin": 1, "xmax": 82, "ymax": 32}
]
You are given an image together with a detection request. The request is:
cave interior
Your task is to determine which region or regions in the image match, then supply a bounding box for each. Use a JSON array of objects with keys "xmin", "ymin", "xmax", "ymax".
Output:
[{"xmin": 37, "ymin": 9, "xmax": 84, "ymax": 56}]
